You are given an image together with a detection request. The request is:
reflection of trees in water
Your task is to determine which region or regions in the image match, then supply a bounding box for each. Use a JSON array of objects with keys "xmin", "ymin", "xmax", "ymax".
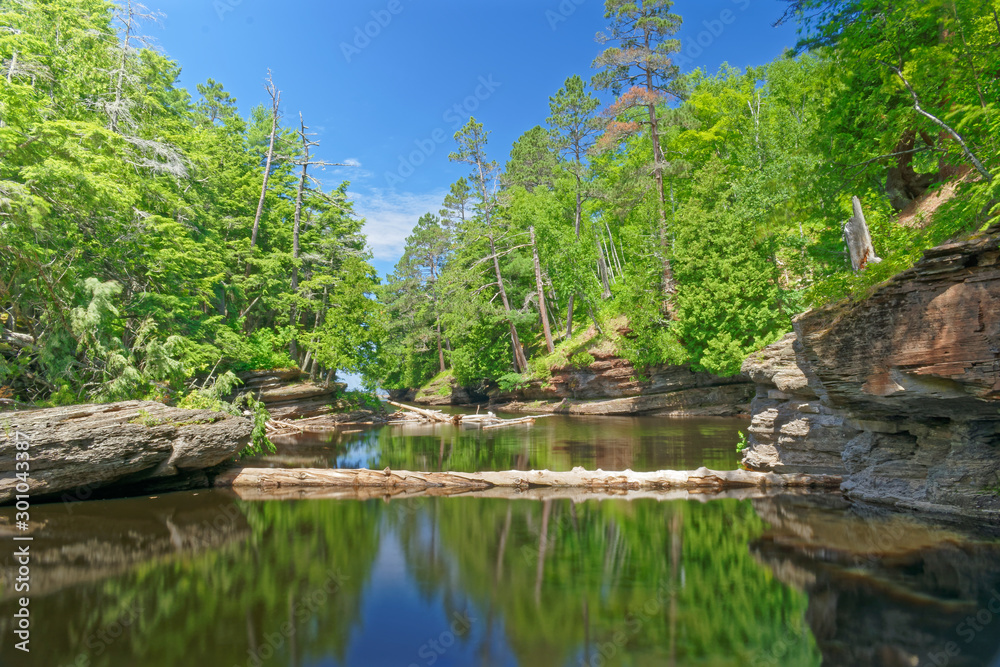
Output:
[
  {"xmin": 0, "ymin": 492, "xmax": 846, "ymax": 667},
  {"xmin": 389, "ymin": 496, "xmax": 820, "ymax": 667},
  {"xmin": 0, "ymin": 494, "xmax": 381, "ymax": 667},
  {"xmin": 751, "ymin": 495, "xmax": 1000, "ymax": 667},
  {"xmin": 360, "ymin": 416, "xmax": 742, "ymax": 474}
]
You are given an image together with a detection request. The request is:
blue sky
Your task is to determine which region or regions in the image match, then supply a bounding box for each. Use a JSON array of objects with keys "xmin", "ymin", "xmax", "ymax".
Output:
[{"xmin": 145, "ymin": 0, "xmax": 800, "ymax": 277}]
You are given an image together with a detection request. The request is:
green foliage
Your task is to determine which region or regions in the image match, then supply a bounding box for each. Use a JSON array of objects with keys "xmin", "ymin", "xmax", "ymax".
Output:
[
  {"xmin": 178, "ymin": 371, "xmax": 274, "ymax": 456},
  {"xmin": 673, "ymin": 158, "xmax": 789, "ymax": 376},
  {"xmin": 9, "ymin": 0, "xmax": 994, "ymax": 402},
  {"xmin": 569, "ymin": 351, "xmax": 595, "ymax": 368},
  {"xmin": 496, "ymin": 372, "xmax": 529, "ymax": 393},
  {"xmin": 736, "ymin": 431, "xmax": 749, "ymax": 454},
  {"xmin": 0, "ymin": 1, "xmax": 383, "ymax": 404},
  {"xmin": 335, "ymin": 389, "xmax": 383, "ymax": 411}
]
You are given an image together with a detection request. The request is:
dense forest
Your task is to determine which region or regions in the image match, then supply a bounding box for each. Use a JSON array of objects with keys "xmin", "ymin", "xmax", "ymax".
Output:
[
  {"xmin": 381, "ymin": 0, "xmax": 1000, "ymax": 393},
  {"xmin": 1, "ymin": 0, "xmax": 998, "ymax": 406},
  {"xmin": 0, "ymin": 0, "xmax": 382, "ymax": 408}
]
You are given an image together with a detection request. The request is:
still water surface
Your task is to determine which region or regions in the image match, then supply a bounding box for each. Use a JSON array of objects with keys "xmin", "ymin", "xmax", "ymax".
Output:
[
  {"xmin": 2, "ymin": 416, "xmax": 999, "ymax": 667},
  {"xmin": 252, "ymin": 412, "xmax": 743, "ymax": 473}
]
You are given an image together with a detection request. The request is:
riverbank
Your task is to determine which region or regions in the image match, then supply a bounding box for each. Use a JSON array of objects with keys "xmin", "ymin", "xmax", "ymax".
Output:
[
  {"xmin": 741, "ymin": 223, "xmax": 1000, "ymax": 518},
  {"xmin": 401, "ymin": 337, "xmax": 754, "ymax": 418}
]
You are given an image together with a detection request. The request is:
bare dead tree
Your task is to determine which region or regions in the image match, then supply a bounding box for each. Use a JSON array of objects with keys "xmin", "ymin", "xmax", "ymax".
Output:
[
  {"xmin": 246, "ymin": 70, "xmax": 281, "ymax": 278},
  {"xmin": 843, "ymin": 196, "xmax": 882, "ymax": 272},
  {"xmin": 881, "ymin": 60, "xmax": 992, "ymax": 183},
  {"xmin": 530, "ymin": 226, "xmax": 555, "ymax": 354}
]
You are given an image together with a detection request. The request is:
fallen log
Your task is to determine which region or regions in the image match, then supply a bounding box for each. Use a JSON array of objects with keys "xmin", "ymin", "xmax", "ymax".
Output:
[
  {"xmin": 481, "ymin": 416, "xmax": 538, "ymax": 430},
  {"xmin": 221, "ymin": 484, "xmax": 832, "ymax": 504},
  {"xmin": 387, "ymin": 400, "xmax": 456, "ymax": 424},
  {"xmin": 387, "ymin": 402, "xmax": 550, "ymax": 429},
  {"xmin": 214, "ymin": 466, "xmax": 843, "ymax": 493}
]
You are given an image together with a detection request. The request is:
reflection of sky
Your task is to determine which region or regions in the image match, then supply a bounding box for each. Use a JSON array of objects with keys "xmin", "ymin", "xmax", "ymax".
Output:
[
  {"xmin": 339, "ymin": 522, "xmax": 517, "ymax": 667},
  {"xmin": 336, "ymin": 431, "xmax": 382, "ymax": 469}
]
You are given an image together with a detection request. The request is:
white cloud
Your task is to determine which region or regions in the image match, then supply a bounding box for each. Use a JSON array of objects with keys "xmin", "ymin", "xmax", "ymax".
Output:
[
  {"xmin": 350, "ymin": 188, "xmax": 447, "ymax": 263},
  {"xmin": 343, "ymin": 157, "xmax": 362, "ymax": 167}
]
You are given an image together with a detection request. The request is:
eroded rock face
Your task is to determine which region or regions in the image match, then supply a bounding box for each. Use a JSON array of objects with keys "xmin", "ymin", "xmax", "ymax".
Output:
[
  {"xmin": 0, "ymin": 401, "xmax": 251, "ymax": 504},
  {"xmin": 796, "ymin": 230, "xmax": 1000, "ymax": 419},
  {"xmin": 742, "ymin": 225, "xmax": 1000, "ymax": 516},
  {"xmin": 500, "ymin": 352, "xmax": 753, "ymax": 416},
  {"xmin": 233, "ymin": 369, "xmax": 347, "ymax": 420},
  {"xmin": 741, "ymin": 333, "xmax": 858, "ymax": 475},
  {"xmin": 408, "ymin": 352, "xmax": 754, "ymax": 415}
]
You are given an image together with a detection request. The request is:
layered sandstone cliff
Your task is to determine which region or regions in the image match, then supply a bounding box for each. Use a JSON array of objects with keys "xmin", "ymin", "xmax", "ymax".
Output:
[
  {"xmin": 409, "ymin": 352, "xmax": 754, "ymax": 417},
  {"xmin": 742, "ymin": 224, "xmax": 1000, "ymax": 516}
]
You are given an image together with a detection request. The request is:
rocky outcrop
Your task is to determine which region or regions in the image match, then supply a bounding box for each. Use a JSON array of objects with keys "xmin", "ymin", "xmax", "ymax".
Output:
[
  {"xmin": 501, "ymin": 352, "xmax": 753, "ymax": 416},
  {"xmin": 742, "ymin": 224, "xmax": 1000, "ymax": 517},
  {"xmin": 0, "ymin": 401, "xmax": 251, "ymax": 504},
  {"xmin": 406, "ymin": 348, "xmax": 753, "ymax": 416},
  {"xmin": 501, "ymin": 383, "xmax": 753, "ymax": 417},
  {"xmin": 233, "ymin": 369, "xmax": 346, "ymax": 420},
  {"xmin": 741, "ymin": 333, "xmax": 858, "ymax": 474}
]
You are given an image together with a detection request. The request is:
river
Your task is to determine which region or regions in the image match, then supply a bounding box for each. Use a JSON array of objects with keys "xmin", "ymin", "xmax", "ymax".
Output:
[{"xmin": 2, "ymin": 415, "xmax": 999, "ymax": 666}]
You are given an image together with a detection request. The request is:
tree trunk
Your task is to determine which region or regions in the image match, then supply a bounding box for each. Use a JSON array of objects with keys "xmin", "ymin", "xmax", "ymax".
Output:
[
  {"xmin": 843, "ymin": 196, "xmax": 882, "ymax": 272},
  {"xmin": 884, "ymin": 62, "xmax": 992, "ymax": 183},
  {"xmin": 489, "ymin": 233, "xmax": 528, "ymax": 373},
  {"xmin": 289, "ymin": 114, "xmax": 308, "ymax": 361},
  {"xmin": 436, "ymin": 318, "xmax": 446, "ymax": 372},
  {"xmin": 6, "ymin": 50, "xmax": 16, "ymax": 84},
  {"xmin": 595, "ymin": 235, "xmax": 612, "ymax": 300},
  {"xmin": 531, "ymin": 227, "xmax": 555, "ymax": 354},
  {"xmin": 565, "ymin": 293, "xmax": 575, "ymax": 340},
  {"xmin": 109, "ymin": 1, "xmax": 132, "ymax": 133},
  {"xmin": 646, "ymin": 98, "xmax": 676, "ymax": 297},
  {"xmin": 245, "ymin": 71, "xmax": 281, "ymax": 278}
]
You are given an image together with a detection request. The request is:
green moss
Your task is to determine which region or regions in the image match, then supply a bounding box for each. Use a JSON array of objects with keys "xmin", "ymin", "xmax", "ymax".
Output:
[
  {"xmin": 528, "ymin": 325, "xmax": 614, "ymax": 381},
  {"xmin": 415, "ymin": 370, "xmax": 455, "ymax": 399},
  {"xmin": 129, "ymin": 408, "xmax": 218, "ymax": 428}
]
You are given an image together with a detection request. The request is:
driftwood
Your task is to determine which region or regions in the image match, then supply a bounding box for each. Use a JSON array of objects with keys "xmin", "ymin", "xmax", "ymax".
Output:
[
  {"xmin": 388, "ymin": 401, "xmax": 550, "ymax": 429},
  {"xmin": 843, "ymin": 196, "xmax": 882, "ymax": 272},
  {"xmin": 265, "ymin": 412, "xmax": 384, "ymax": 437},
  {"xmin": 0, "ymin": 330, "xmax": 35, "ymax": 352},
  {"xmin": 215, "ymin": 466, "xmax": 843, "ymax": 493},
  {"xmin": 387, "ymin": 400, "xmax": 457, "ymax": 424},
  {"xmin": 222, "ymin": 484, "xmax": 831, "ymax": 504},
  {"xmin": 481, "ymin": 416, "xmax": 537, "ymax": 429}
]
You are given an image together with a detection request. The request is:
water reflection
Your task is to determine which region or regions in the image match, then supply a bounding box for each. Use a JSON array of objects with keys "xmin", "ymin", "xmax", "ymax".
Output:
[
  {"xmin": 0, "ymin": 457, "xmax": 997, "ymax": 665},
  {"xmin": 751, "ymin": 495, "xmax": 1000, "ymax": 667},
  {"xmin": 0, "ymin": 491, "xmax": 820, "ymax": 666},
  {"xmin": 254, "ymin": 414, "xmax": 744, "ymax": 473}
]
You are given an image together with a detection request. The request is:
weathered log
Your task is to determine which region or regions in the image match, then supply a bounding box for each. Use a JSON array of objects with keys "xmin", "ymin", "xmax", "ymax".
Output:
[
  {"xmin": 214, "ymin": 466, "xmax": 843, "ymax": 492},
  {"xmin": 0, "ymin": 330, "xmax": 35, "ymax": 352},
  {"xmin": 481, "ymin": 416, "xmax": 539, "ymax": 429},
  {"xmin": 221, "ymin": 484, "xmax": 831, "ymax": 504},
  {"xmin": 0, "ymin": 401, "xmax": 252, "ymax": 504},
  {"xmin": 843, "ymin": 196, "xmax": 882, "ymax": 272},
  {"xmin": 387, "ymin": 400, "xmax": 455, "ymax": 423}
]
